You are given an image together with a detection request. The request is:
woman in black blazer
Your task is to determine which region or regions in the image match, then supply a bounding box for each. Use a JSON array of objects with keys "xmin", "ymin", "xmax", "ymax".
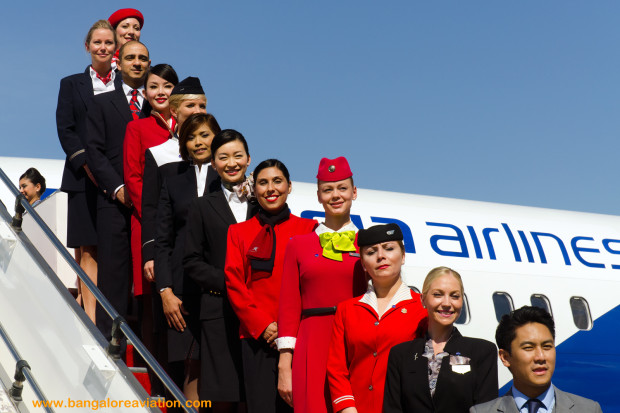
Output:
[
  {"xmin": 154, "ymin": 113, "xmax": 220, "ymax": 400},
  {"xmin": 384, "ymin": 266, "xmax": 498, "ymax": 413},
  {"xmin": 56, "ymin": 19, "xmax": 117, "ymax": 322},
  {"xmin": 183, "ymin": 129, "xmax": 257, "ymax": 412}
]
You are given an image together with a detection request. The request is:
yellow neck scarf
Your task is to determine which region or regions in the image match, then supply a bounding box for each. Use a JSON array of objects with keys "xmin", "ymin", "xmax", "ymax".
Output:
[{"xmin": 319, "ymin": 231, "xmax": 356, "ymax": 261}]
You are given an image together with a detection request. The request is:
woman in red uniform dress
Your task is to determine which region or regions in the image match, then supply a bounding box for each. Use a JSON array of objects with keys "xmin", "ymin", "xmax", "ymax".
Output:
[
  {"xmin": 327, "ymin": 223, "xmax": 427, "ymax": 413},
  {"xmin": 277, "ymin": 156, "xmax": 367, "ymax": 413},
  {"xmin": 225, "ymin": 159, "xmax": 317, "ymax": 412},
  {"xmin": 123, "ymin": 64, "xmax": 178, "ymax": 297}
]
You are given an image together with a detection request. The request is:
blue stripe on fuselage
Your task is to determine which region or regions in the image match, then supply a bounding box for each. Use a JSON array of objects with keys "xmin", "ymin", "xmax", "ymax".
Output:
[{"xmin": 498, "ymin": 304, "xmax": 620, "ymax": 412}]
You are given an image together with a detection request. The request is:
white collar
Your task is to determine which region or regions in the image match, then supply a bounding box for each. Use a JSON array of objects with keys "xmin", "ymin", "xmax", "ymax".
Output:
[
  {"xmin": 122, "ymin": 82, "xmax": 144, "ymax": 95},
  {"xmin": 315, "ymin": 221, "xmax": 357, "ymax": 236},
  {"xmin": 359, "ymin": 280, "xmax": 412, "ymax": 318},
  {"xmin": 221, "ymin": 184, "xmax": 245, "ymax": 202},
  {"xmin": 89, "ymin": 66, "xmax": 115, "ymax": 81}
]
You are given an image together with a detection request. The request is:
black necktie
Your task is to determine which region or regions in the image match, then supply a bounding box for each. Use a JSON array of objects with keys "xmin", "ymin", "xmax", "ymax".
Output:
[{"xmin": 527, "ymin": 398, "xmax": 542, "ymax": 413}]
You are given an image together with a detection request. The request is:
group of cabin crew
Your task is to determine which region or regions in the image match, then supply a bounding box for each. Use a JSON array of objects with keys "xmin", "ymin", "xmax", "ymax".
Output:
[{"xmin": 54, "ymin": 8, "xmax": 602, "ymax": 413}]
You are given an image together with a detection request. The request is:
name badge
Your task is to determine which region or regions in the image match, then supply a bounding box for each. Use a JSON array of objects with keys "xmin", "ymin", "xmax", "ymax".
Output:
[
  {"xmin": 349, "ymin": 252, "xmax": 360, "ymax": 257},
  {"xmin": 452, "ymin": 364, "xmax": 471, "ymax": 374}
]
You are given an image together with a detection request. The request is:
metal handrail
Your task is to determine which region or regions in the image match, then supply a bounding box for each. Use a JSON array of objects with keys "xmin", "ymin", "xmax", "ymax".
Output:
[
  {"xmin": 0, "ymin": 322, "xmax": 52, "ymax": 412},
  {"xmin": 0, "ymin": 167, "xmax": 197, "ymax": 413}
]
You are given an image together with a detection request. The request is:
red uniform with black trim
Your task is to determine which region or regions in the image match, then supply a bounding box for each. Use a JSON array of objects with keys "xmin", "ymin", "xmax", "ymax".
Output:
[
  {"xmin": 327, "ymin": 289, "xmax": 426, "ymax": 413},
  {"xmin": 225, "ymin": 214, "xmax": 317, "ymax": 339},
  {"xmin": 278, "ymin": 231, "xmax": 366, "ymax": 413},
  {"xmin": 122, "ymin": 114, "xmax": 172, "ymax": 295}
]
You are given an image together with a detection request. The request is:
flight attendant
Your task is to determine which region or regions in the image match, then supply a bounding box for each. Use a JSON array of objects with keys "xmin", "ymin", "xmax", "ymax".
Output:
[
  {"xmin": 277, "ymin": 156, "xmax": 367, "ymax": 413},
  {"xmin": 225, "ymin": 159, "xmax": 317, "ymax": 412},
  {"xmin": 383, "ymin": 267, "xmax": 498, "ymax": 413},
  {"xmin": 123, "ymin": 64, "xmax": 178, "ymax": 297},
  {"xmin": 155, "ymin": 112, "xmax": 221, "ymax": 400},
  {"xmin": 183, "ymin": 129, "xmax": 257, "ymax": 412},
  {"xmin": 56, "ymin": 19, "xmax": 117, "ymax": 322},
  {"xmin": 108, "ymin": 8, "xmax": 143, "ymax": 68},
  {"xmin": 327, "ymin": 223, "xmax": 426, "ymax": 413},
  {"xmin": 142, "ymin": 77, "xmax": 207, "ymax": 278},
  {"xmin": 19, "ymin": 168, "xmax": 47, "ymax": 207}
]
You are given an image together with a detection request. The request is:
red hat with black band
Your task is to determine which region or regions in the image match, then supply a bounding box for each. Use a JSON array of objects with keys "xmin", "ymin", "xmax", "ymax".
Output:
[
  {"xmin": 108, "ymin": 8, "xmax": 144, "ymax": 28},
  {"xmin": 316, "ymin": 156, "xmax": 352, "ymax": 182}
]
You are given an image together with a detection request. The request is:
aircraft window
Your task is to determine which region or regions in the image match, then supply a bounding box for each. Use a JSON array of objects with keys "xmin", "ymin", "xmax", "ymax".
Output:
[
  {"xmin": 570, "ymin": 296, "xmax": 592, "ymax": 330},
  {"xmin": 492, "ymin": 292, "xmax": 514, "ymax": 322},
  {"xmin": 530, "ymin": 294, "xmax": 553, "ymax": 318},
  {"xmin": 455, "ymin": 293, "xmax": 470, "ymax": 325}
]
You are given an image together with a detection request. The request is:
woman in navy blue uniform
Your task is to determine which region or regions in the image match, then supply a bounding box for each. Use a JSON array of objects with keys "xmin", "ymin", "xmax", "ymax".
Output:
[
  {"xmin": 383, "ymin": 266, "xmax": 498, "ymax": 413},
  {"xmin": 56, "ymin": 19, "xmax": 117, "ymax": 322},
  {"xmin": 154, "ymin": 112, "xmax": 221, "ymax": 401}
]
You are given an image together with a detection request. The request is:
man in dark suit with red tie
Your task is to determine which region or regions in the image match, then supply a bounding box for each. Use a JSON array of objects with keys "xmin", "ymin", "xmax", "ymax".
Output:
[{"xmin": 86, "ymin": 40, "xmax": 151, "ymax": 339}]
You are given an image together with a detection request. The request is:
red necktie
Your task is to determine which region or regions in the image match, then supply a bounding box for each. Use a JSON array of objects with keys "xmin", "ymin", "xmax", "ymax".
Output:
[{"xmin": 129, "ymin": 89, "xmax": 141, "ymax": 120}]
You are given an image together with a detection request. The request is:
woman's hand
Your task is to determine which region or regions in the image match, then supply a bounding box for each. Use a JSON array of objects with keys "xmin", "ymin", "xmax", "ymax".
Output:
[
  {"xmin": 160, "ymin": 288, "xmax": 188, "ymax": 331},
  {"xmin": 278, "ymin": 350, "xmax": 294, "ymax": 407},
  {"xmin": 143, "ymin": 260, "xmax": 155, "ymax": 282},
  {"xmin": 340, "ymin": 408, "xmax": 358, "ymax": 413},
  {"xmin": 262, "ymin": 322, "xmax": 278, "ymax": 349}
]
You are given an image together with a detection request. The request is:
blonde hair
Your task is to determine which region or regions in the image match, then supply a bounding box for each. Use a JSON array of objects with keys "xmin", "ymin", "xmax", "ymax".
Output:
[
  {"xmin": 422, "ymin": 266, "xmax": 464, "ymax": 296},
  {"xmin": 85, "ymin": 20, "xmax": 117, "ymax": 48},
  {"xmin": 169, "ymin": 94, "xmax": 207, "ymax": 110}
]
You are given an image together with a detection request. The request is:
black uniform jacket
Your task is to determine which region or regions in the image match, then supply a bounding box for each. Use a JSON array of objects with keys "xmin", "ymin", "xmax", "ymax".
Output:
[
  {"xmin": 154, "ymin": 165, "xmax": 219, "ymax": 294},
  {"xmin": 384, "ymin": 328, "xmax": 499, "ymax": 413},
  {"xmin": 56, "ymin": 67, "xmax": 95, "ymax": 192},
  {"xmin": 86, "ymin": 77, "xmax": 150, "ymax": 202},
  {"xmin": 183, "ymin": 186, "xmax": 258, "ymax": 320}
]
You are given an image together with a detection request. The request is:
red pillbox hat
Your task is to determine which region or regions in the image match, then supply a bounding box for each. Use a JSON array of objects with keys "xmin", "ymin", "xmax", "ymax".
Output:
[
  {"xmin": 316, "ymin": 156, "xmax": 352, "ymax": 182},
  {"xmin": 109, "ymin": 8, "xmax": 144, "ymax": 28}
]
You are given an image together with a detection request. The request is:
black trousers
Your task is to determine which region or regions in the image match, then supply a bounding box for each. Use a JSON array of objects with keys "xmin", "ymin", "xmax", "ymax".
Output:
[
  {"xmin": 241, "ymin": 338, "xmax": 293, "ymax": 413},
  {"xmin": 95, "ymin": 201, "xmax": 132, "ymax": 341}
]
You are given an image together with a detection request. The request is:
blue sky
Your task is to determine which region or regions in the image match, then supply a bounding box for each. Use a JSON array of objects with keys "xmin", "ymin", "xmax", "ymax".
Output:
[{"xmin": 3, "ymin": 1, "xmax": 618, "ymax": 214}]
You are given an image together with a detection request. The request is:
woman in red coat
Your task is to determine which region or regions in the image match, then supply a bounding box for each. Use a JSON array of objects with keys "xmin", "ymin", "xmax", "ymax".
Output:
[
  {"xmin": 277, "ymin": 156, "xmax": 367, "ymax": 413},
  {"xmin": 327, "ymin": 223, "xmax": 427, "ymax": 413},
  {"xmin": 225, "ymin": 159, "xmax": 317, "ymax": 412},
  {"xmin": 123, "ymin": 63, "xmax": 178, "ymax": 296}
]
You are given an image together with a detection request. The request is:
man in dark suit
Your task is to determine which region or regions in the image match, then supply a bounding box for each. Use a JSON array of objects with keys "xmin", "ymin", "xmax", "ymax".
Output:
[
  {"xmin": 86, "ymin": 40, "xmax": 151, "ymax": 339},
  {"xmin": 470, "ymin": 306, "xmax": 602, "ymax": 413}
]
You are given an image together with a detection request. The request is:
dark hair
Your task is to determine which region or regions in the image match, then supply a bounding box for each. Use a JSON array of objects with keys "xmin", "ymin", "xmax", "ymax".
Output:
[
  {"xmin": 210, "ymin": 129, "xmax": 250, "ymax": 158},
  {"xmin": 253, "ymin": 159, "xmax": 290, "ymax": 184},
  {"xmin": 146, "ymin": 63, "xmax": 178, "ymax": 85},
  {"xmin": 118, "ymin": 40, "xmax": 148, "ymax": 61},
  {"xmin": 495, "ymin": 305, "xmax": 555, "ymax": 354},
  {"xmin": 20, "ymin": 168, "xmax": 46, "ymax": 196},
  {"xmin": 178, "ymin": 113, "xmax": 222, "ymax": 161}
]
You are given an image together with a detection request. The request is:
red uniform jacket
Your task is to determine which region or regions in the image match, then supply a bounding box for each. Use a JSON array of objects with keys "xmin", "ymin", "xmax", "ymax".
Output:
[
  {"xmin": 122, "ymin": 114, "xmax": 171, "ymax": 296},
  {"xmin": 225, "ymin": 214, "xmax": 317, "ymax": 339},
  {"xmin": 278, "ymin": 229, "xmax": 367, "ymax": 413},
  {"xmin": 327, "ymin": 288, "xmax": 426, "ymax": 413}
]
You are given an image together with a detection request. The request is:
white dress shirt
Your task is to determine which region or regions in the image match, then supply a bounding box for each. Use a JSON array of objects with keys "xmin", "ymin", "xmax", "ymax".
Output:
[
  {"xmin": 221, "ymin": 184, "xmax": 248, "ymax": 223},
  {"xmin": 89, "ymin": 66, "xmax": 116, "ymax": 95},
  {"xmin": 121, "ymin": 82, "xmax": 145, "ymax": 107},
  {"xmin": 194, "ymin": 164, "xmax": 212, "ymax": 196}
]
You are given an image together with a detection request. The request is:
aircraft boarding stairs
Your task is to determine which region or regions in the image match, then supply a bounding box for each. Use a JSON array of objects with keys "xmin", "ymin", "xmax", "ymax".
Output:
[{"xmin": 0, "ymin": 168, "xmax": 195, "ymax": 412}]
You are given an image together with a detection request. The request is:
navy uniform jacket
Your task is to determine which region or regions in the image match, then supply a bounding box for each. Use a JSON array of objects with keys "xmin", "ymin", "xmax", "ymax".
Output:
[
  {"xmin": 56, "ymin": 67, "xmax": 95, "ymax": 192},
  {"xmin": 384, "ymin": 328, "xmax": 499, "ymax": 413}
]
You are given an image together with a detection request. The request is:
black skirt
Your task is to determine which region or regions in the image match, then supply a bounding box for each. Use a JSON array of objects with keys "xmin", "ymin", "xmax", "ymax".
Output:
[
  {"xmin": 167, "ymin": 293, "xmax": 200, "ymax": 362},
  {"xmin": 199, "ymin": 303, "xmax": 244, "ymax": 402},
  {"xmin": 66, "ymin": 180, "xmax": 98, "ymax": 248}
]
